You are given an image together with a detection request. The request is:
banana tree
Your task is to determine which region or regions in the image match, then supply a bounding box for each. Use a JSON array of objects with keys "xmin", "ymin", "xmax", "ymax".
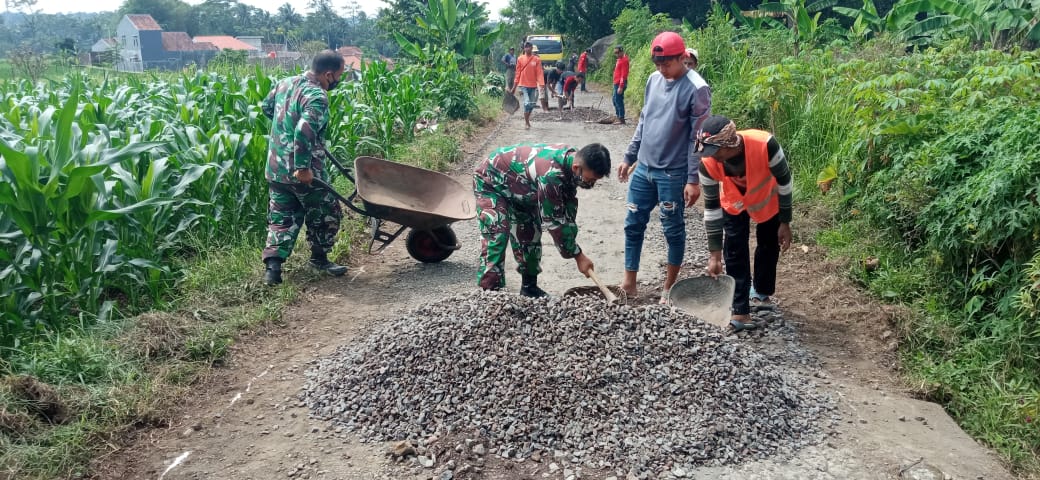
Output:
[
  {"xmin": 833, "ymin": 0, "xmax": 884, "ymax": 43},
  {"xmin": 394, "ymin": 0, "xmax": 502, "ymax": 64},
  {"xmin": 903, "ymin": 0, "xmax": 1040, "ymax": 49},
  {"xmin": 757, "ymin": 0, "xmax": 843, "ymax": 53}
]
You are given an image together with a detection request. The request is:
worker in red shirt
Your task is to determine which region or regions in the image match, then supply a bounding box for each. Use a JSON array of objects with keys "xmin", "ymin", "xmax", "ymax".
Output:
[
  {"xmin": 612, "ymin": 45, "xmax": 630, "ymax": 125},
  {"xmin": 577, "ymin": 48, "xmax": 590, "ymax": 92}
]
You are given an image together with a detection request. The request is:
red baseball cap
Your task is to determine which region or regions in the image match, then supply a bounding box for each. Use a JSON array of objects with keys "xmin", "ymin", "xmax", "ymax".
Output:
[{"xmin": 650, "ymin": 31, "xmax": 686, "ymax": 57}]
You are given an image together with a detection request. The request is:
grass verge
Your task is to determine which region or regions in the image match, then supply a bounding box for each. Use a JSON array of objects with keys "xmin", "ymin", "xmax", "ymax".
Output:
[
  {"xmin": 0, "ymin": 240, "xmax": 299, "ymax": 479},
  {"xmin": 817, "ymin": 214, "xmax": 1040, "ymax": 475}
]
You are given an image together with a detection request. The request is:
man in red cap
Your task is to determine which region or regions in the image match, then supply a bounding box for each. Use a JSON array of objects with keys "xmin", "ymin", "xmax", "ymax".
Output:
[{"xmin": 617, "ymin": 31, "xmax": 712, "ymax": 303}]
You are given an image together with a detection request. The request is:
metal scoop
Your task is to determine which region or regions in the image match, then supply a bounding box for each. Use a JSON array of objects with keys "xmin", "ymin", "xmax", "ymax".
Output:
[
  {"xmin": 668, "ymin": 275, "xmax": 735, "ymax": 328},
  {"xmin": 502, "ymin": 92, "xmax": 519, "ymax": 114}
]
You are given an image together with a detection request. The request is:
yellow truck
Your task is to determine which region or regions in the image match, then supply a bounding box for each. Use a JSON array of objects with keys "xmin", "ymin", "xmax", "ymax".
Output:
[{"xmin": 525, "ymin": 34, "xmax": 564, "ymax": 67}]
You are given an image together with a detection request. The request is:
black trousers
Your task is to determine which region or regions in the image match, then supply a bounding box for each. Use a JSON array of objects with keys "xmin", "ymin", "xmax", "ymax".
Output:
[{"xmin": 724, "ymin": 212, "xmax": 781, "ymax": 315}]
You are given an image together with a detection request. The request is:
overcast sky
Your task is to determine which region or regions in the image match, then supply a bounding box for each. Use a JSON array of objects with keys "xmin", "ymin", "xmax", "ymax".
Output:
[{"xmin": 26, "ymin": 0, "xmax": 510, "ymax": 20}]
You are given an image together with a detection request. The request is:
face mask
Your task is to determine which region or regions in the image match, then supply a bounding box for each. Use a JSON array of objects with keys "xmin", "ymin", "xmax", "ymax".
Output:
[
  {"xmin": 327, "ymin": 79, "xmax": 340, "ymax": 90},
  {"xmin": 577, "ymin": 178, "xmax": 595, "ymax": 189}
]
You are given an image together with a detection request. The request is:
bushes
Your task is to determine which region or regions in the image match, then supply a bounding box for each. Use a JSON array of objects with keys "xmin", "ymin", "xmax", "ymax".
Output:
[{"xmin": 609, "ymin": 8, "xmax": 1040, "ymax": 470}]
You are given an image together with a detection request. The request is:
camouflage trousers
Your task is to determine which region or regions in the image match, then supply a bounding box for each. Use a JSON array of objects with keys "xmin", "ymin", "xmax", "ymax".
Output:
[
  {"xmin": 475, "ymin": 190, "xmax": 542, "ymax": 290},
  {"xmin": 262, "ymin": 182, "xmax": 342, "ymax": 262}
]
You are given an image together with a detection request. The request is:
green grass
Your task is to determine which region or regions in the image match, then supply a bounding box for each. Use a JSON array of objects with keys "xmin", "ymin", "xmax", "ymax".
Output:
[{"xmin": 0, "ymin": 240, "xmax": 293, "ymax": 479}]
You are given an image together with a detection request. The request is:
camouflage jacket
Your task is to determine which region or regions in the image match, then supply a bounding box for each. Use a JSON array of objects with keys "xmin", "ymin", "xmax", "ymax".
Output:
[
  {"xmin": 262, "ymin": 72, "xmax": 329, "ymax": 184},
  {"xmin": 475, "ymin": 144, "xmax": 582, "ymax": 258}
]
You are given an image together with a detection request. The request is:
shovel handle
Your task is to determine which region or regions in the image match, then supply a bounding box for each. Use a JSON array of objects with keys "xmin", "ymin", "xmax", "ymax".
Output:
[{"xmin": 587, "ymin": 269, "xmax": 618, "ymax": 303}]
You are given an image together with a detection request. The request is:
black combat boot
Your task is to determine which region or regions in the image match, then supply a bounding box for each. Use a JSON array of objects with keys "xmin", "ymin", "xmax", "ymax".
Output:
[
  {"xmin": 264, "ymin": 258, "xmax": 283, "ymax": 286},
  {"xmin": 309, "ymin": 251, "xmax": 348, "ymax": 276},
  {"xmin": 520, "ymin": 274, "xmax": 548, "ymax": 298}
]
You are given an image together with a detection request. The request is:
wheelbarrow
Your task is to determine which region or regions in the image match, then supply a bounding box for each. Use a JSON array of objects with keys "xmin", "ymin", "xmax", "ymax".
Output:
[{"xmin": 311, "ymin": 153, "xmax": 476, "ymax": 263}]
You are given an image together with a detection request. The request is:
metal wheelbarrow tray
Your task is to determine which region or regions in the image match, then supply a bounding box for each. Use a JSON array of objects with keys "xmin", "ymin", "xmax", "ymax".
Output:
[{"xmin": 313, "ymin": 155, "xmax": 476, "ymax": 263}]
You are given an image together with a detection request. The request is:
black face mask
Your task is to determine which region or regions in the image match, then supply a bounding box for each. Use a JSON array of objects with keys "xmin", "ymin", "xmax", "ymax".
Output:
[
  {"xmin": 327, "ymin": 79, "xmax": 340, "ymax": 90},
  {"xmin": 577, "ymin": 178, "xmax": 595, "ymax": 189}
]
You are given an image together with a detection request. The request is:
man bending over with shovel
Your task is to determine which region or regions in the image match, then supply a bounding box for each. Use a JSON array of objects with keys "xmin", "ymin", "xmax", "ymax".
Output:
[
  {"xmin": 699, "ymin": 115, "xmax": 793, "ymax": 331},
  {"xmin": 474, "ymin": 143, "xmax": 611, "ymax": 297}
]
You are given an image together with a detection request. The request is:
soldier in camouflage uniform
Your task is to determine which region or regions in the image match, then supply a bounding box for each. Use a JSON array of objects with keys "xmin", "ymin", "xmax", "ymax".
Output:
[
  {"xmin": 474, "ymin": 143, "xmax": 612, "ymax": 296},
  {"xmin": 261, "ymin": 51, "xmax": 348, "ymax": 286}
]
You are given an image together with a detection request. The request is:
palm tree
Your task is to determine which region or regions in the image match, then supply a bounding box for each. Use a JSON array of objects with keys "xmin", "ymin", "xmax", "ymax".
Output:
[{"xmin": 277, "ymin": 3, "xmax": 303, "ymax": 28}]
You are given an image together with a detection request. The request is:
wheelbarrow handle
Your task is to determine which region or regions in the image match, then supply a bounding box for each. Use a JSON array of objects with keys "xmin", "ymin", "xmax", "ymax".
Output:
[
  {"xmin": 322, "ymin": 148, "xmax": 355, "ymax": 183},
  {"xmin": 311, "ymin": 177, "xmax": 368, "ymax": 216}
]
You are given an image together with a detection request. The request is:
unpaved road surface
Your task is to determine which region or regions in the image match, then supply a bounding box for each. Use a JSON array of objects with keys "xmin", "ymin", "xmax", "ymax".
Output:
[{"xmin": 96, "ymin": 90, "xmax": 1015, "ymax": 480}]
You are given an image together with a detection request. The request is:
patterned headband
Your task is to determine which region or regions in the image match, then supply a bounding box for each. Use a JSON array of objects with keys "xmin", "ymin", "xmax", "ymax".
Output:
[{"xmin": 701, "ymin": 121, "xmax": 739, "ymax": 148}]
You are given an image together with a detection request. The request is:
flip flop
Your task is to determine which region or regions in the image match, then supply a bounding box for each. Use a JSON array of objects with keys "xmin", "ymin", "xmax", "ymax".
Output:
[{"xmin": 729, "ymin": 318, "xmax": 759, "ymax": 332}]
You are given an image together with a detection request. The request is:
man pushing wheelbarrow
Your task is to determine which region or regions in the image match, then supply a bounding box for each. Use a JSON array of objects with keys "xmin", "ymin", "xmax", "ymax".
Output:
[{"xmin": 260, "ymin": 50, "xmax": 349, "ymax": 286}]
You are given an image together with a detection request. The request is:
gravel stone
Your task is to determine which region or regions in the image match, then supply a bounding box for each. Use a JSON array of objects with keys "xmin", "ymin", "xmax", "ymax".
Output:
[{"xmin": 302, "ymin": 291, "xmax": 834, "ymax": 475}]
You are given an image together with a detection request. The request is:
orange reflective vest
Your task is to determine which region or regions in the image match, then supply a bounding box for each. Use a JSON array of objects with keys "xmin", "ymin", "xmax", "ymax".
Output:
[{"xmin": 701, "ymin": 129, "xmax": 779, "ymax": 222}]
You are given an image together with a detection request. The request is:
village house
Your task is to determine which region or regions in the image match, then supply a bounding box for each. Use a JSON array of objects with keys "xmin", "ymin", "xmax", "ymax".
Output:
[
  {"xmin": 106, "ymin": 14, "xmax": 274, "ymax": 72},
  {"xmin": 114, "ymin": 14, "xmax": 218, "ymax": 71}
]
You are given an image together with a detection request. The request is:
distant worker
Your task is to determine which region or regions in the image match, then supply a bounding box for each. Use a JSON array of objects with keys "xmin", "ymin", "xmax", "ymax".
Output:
[
  {"xmin": 617, "ymin": 32, "xmax": 712, "ymax": 302},
  {"xmin": 577, "ymin": 48, "xmax": 590, "ymax": 92},
  {"xmin": 547, "ymin": 61, "xmax": 566, "ymax": 100},
  {"xmin": 557, "ymin": 71, "xmax": 583, "ymax": 111},
  {"xmin": 261, "ymin": 50, "xmax": 348, "ymax": 286},
  {"xmin": 509, "ymin": 41, "xmax": 545, "ymax": 130},
  {"xmin": 612, "ymin": 45, "xmax": 630, "ymax": 124},
  {"xmin": 684, "ymin": 47, "xmax": 699, "ymax": 70},
  {"xmin": 501, "ymin": 46, "xmax": 517, "ymax": 90},
  {"xmin": 474, "ymin": 143, "xmax": 612, "ymax": 297},
  {"xmin": 699, "ymin": 115, "xmax": 793, "ymax": 331},
  {"xmin": 568, "ymin": 52, "xmax": 578, "ymax": 72}
]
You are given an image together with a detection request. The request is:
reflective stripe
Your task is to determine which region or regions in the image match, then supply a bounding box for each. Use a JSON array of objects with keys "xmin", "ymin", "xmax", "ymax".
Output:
[
  {"xmin": 769, "ymin": 145, "xmax": 785, "ymax": 167},
  {"xmin": 778, "ymin": 181, "xmax": 792, "ymax": 195},
  {"xmin": 746, "ymin": 175, "xmax": 773, "ymax": 196},
  {"xmin": 700, "ymin": 174, "xmax": 719, "ymax": 186},
  {"xmin": 746, "ymin": 187, "xmax": 777, "ymax": 213},
  {"xmin": 704, "ymin": 208, "xmax": 723, "ymax": 221}
]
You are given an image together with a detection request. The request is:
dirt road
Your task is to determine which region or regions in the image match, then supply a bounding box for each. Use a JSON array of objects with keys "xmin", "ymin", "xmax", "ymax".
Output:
[{"xmin": 97, "ymin": 90, "xmax": 1015, "ymax": 480}]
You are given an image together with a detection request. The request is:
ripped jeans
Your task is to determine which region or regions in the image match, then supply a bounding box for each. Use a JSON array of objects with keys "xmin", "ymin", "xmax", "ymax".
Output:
[{"xmin": 623, "ymin": 162, "xmax": 687, "ymax": 271}]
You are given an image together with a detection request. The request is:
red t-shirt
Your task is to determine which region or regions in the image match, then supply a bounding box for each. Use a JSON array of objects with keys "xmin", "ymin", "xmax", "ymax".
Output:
[{"xmin": 613, "ymin": 54, "xmax": 629, "ymax": 88}]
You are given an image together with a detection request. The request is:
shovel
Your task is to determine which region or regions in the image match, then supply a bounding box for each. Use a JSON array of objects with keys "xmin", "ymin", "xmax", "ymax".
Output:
[
  {"xmin": 502, "ymin": 92, "xmax": 520, "ymax": 114},
  {"xmin": 668, "ymin": 275, "xmax": 735, "ymax": 329},
  {"xmin": 586, "ymin": 269, "xmax": 618, "ymax": 304}
]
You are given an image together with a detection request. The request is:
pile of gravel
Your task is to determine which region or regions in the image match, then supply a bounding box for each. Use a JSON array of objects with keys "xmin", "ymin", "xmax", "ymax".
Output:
[{"xmin": 302, "ymin": 291, "xmax": 833, "ymax": 474}]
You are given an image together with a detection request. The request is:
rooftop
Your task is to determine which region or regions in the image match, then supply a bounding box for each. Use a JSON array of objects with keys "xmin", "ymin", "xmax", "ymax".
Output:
[
  {"xmin": 193, "ymin": 36, "xmax": 259, "ymax": 51},
  {"xmin": 126, "ymin": 14, "xmax": 162, "ymax": 31}
]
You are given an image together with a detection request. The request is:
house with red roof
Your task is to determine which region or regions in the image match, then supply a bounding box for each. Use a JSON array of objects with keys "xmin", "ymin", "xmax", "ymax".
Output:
[
  {"xmin": 112, "ymin": 14, "xmax": 220, "ymax": 71},
  {"xmin": 192, "ymin": 36, "xmax": 260, "ymax": 53},
  {"xmin": 335, "ymin": 45, "xmax": 394, "ymax": 75}
]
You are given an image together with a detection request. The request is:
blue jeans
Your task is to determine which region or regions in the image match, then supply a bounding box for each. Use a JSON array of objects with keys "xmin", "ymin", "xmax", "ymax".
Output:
[
  {"xmin": 612, "ymin": 84, "xmax": 625, "ymax": 120},
  {"xmin": 623, "ymin": 163, "xmax": 687, "ymax": 271},
  {"xmin": 520, "ymin": 86, "xmax": 537, "ymax": 112}
]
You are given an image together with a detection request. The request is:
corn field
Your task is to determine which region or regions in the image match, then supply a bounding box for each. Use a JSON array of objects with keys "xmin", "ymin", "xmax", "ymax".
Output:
[{"xmin": 0, "ymin": 54, "xmax": 479, "ymax": 351}]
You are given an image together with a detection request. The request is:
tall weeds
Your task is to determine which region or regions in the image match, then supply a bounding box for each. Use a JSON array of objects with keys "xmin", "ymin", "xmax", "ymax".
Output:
[{"xmin": 610, "ymin": 10, "xmax": 1040, "ymax": 471}]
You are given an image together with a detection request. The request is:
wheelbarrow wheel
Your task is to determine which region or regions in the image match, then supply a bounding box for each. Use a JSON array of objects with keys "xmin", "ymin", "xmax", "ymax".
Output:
[{"xmin": 406, "ymin": 226, "xmax": 457, "ymax": 263}]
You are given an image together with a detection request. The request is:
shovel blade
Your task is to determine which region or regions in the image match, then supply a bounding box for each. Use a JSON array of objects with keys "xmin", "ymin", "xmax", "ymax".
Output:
[
  {"xmin": 668, "ymin": 275, "xmax": 735, "ymax": 329},
  {"xmin": 502, "ymin": 93, "xmax": 520, "ymax": 114}
]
